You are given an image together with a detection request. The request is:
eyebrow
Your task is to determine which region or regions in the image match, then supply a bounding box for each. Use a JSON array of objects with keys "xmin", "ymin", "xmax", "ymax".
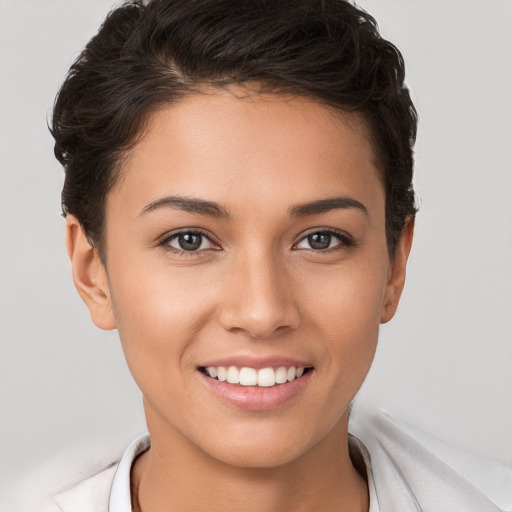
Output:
[
  {"xmin": 139, "ymin": 195, "xmax": 368, "ymax": 219},
  {"xmin": 139, "ymin": 196, "xmax": 231, "ymax": 219},
  {"xmin": 289, "ymin": 197, "xmax": 368, "ymax": 217}
]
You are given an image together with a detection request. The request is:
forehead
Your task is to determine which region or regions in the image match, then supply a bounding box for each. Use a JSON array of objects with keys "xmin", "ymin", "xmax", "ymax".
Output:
[{"xmin": 110, "ymin": 88, "xmax": 384, "ymax": 221}]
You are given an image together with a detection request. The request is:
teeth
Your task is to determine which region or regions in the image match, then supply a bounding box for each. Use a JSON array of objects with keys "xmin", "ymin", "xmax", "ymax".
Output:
[
  {"xmin": 275, "ymin": 366, "xmax": 288, "ymax": 384},
  {"xmin": 239, "ymin": 367, "xmax": 257, "ymax": 386},
  {"xmin": 204, "ymin": 365, "xmax": 308, "ymax": 387},
  {"xmin": 217, "ymin": 367, "xmax": 227, "ymax": 382},
  {"xmin": 257, "ymin": 367, "xmax": 276, "ymax": 387},
  {"xmin": 226, "ymin": 366, "xmax": 240, "ymax": 384}
]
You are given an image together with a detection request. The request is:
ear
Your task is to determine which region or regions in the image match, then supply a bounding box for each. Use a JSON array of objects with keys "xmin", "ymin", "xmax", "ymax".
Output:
[
  {"xmin": 65, "ymin": 215, "xmax": 116, "ymax": 330},
  {"xmin": 380, "ymin": 218, "xmax": 414, "ymax": 324}
]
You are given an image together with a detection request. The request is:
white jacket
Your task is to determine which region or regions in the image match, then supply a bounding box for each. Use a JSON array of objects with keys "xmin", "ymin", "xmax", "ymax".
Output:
[{"xmin": 26, "ymin": 409, "xmax": 512, "ymax": 512}]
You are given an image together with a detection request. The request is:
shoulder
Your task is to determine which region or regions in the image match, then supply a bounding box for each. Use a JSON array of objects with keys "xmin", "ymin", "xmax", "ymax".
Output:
[
  {"xmin": 51, "ymin": 463, "xmax": 118, "ymax": 512},
  {"xmin": 17, "ymin": 463, "xmax": 118, "ymax": 512},
  {"xmin": 10, "ymin": 434, "xmax": 150, "ymax": 512},
  {"xmin": 349, "ymin": 406, "xmax": 512, "ymax": 512},
  {"xmin": 12, "ymin": 462, "xmax": 118, "ymax": 512},
  {"xmin": 5, "ymin": 443, "xmax": 124, "ymax": 512}
]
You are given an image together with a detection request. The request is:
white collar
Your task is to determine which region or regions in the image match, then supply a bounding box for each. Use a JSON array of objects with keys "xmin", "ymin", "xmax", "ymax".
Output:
[
  {"xmin": 106, "ymin": 410, "xmax": 512, "ymax": 512},
  {"xmin": 107, "ymin": 433, "xmax": 379, "ymax": 512},
  {"xmin": 109, "ymin": 434, "xmax": 150, "ymax": 512}
]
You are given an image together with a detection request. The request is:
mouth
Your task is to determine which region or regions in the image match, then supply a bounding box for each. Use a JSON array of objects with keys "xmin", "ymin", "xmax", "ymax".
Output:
[{"xmin": 199, "ymin": 365, "xmax": 313, "ymax": 388}]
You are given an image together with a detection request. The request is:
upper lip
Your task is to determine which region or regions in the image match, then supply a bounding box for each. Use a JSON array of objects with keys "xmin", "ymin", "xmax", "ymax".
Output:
[{"xmin": 199, "ymin": 355, "xmax": 313, "ymax": 370}]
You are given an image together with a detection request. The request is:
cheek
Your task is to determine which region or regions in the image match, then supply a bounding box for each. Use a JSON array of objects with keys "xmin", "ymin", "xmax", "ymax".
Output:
[
  {"xmin": 107, "ymin": 259, "xmax": 219, "ymax": 389},
  {"xmin": 301, "ymin": 255, "xmax": 387, "ymax": 371}
]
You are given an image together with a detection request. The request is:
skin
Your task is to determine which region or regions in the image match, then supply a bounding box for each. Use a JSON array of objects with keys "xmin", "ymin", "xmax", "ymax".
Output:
[{"xmin": 66, "ymin": 88, "xmax": 413, "ymax": 512}]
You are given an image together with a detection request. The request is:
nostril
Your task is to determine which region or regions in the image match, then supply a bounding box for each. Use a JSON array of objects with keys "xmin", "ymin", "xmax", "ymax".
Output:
[{"xmin": 218, "ymin": 271, "xmax": 301, "ymax": 338}]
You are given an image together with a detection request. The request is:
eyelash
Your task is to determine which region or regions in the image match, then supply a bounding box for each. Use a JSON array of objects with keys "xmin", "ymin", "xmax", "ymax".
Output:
[
  {"xmin": 158, "ymin": 228, "xmax": 354, "ymax": 256},
  {"xmin": 159, "ymin": 229, "xmax": 220, "ymax": 257},
  {"xmin": 293, "ymin": 228, "xmax": 354, "ymax": 252}
]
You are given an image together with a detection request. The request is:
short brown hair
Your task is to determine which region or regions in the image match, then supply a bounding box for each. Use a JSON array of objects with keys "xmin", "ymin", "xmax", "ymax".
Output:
[{"xmin": 51, "ymin": 0, "xmax": 418, "ymax": 257}]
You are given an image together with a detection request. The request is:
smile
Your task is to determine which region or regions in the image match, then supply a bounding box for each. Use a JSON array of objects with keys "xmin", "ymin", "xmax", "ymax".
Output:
[
  {"xmin": 198, "ymin": 358, "xmax": 314, "ymax": 410},
  {"xmin": 201, "ymin": 366, "xmax": 309, "ymax": 387}
]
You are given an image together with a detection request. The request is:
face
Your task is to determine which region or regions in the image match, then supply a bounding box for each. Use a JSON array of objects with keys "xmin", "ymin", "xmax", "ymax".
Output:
[{"xmin": 69, "ymin": 88, "xmax": 411, "ymax": 468}]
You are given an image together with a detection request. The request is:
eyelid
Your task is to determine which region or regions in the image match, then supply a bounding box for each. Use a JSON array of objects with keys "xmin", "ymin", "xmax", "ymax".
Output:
[
  {"xmin": 159, "ymin": 228, "xmax": 221, "ymax": 252},
  {"xmin": 292, "ymin": 228, "xmax": 354, "ymax": 250},
  {"xmin": 157, "ymin": 227, "xmax": 353, "ymax": 254}
]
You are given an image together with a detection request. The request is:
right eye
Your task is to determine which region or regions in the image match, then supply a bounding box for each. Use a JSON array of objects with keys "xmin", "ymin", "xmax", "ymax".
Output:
[{"xmin": 163, "ymin": 231, "xmax": 217, "ymax": 252}]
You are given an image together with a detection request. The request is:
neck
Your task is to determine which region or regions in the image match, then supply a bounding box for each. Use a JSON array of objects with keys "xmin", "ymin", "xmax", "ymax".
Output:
[{"xmin": 132, "ymin": 409, "xmax": 368, "ymax": 512}]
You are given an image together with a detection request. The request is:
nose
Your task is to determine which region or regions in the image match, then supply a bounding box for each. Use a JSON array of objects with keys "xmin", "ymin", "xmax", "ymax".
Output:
[{"xmin": 219, "ymin": 250, "xmax": 301, "ymax": 339}]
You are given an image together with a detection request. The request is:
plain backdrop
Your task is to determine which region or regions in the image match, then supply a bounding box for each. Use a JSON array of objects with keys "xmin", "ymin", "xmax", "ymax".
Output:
[{"xmin": 1, "ymin": 0, "xmax": 511, "ymax": 508}]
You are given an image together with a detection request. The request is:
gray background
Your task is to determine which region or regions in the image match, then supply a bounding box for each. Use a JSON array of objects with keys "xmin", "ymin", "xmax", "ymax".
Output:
[{"xmin": 1, "ymin": 0, "xmax": 511, "ymax": 508}]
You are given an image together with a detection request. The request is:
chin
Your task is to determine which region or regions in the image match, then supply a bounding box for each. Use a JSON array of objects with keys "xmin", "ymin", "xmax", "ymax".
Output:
[
  {"xmin": 209, "ymin": 438, "xmax": 309, "ymax": 469},
  {"xmin": 196, "ymin": 417, "xmax": 336, "ymax": 470}
]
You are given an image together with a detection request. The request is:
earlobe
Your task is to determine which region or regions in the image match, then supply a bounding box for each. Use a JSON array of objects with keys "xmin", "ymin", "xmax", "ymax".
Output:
[
  {"xmin": 380, "ymin": 218, "xmax": 414, "ymax": 324},
  {"xmin": 65, "ymin": 215, "xmax": 116, "ymax": 330}
]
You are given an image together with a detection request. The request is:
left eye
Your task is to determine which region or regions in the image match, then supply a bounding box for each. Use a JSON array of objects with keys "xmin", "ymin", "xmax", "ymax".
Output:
[
  {"xmin": 166, "ymin": 231, "xmax": 215, "ymax": 252},
  {"xmin": 295, "ymin": 231, "xmax": 346, "ymax": 251}
]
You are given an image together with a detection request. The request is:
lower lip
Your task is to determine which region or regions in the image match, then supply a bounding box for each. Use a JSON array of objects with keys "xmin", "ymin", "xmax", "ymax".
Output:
[{"xmin": 198, "ymin": 371, "xmax": 312, "ymax": 411}]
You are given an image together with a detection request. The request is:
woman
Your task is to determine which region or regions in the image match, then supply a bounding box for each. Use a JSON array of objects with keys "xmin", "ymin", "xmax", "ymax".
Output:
[{"xmin": 37, "ymin": 0, "xmax": 508, "ymax": 510}]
